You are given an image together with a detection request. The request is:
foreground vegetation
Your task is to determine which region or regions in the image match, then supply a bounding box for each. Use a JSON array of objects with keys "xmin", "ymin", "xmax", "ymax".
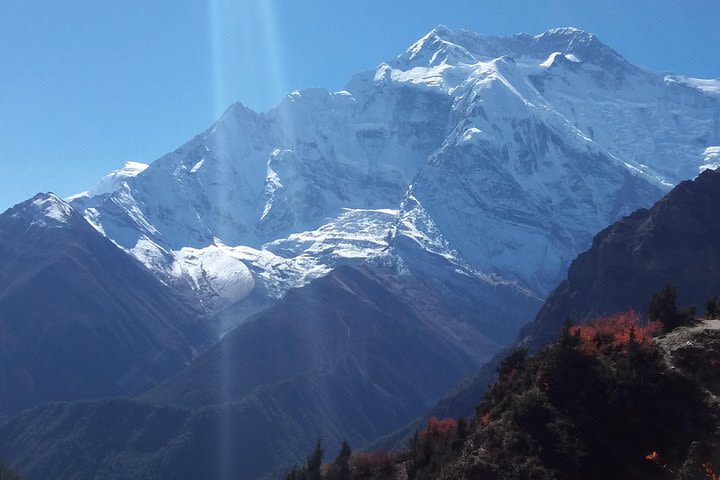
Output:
[
  {"xmin": 0, "ymin": 464, "xmax": 23, "ymax": 480},
  {"xmin": 286, "ymin": 308, "xmax": 720, "ymax": 480}
]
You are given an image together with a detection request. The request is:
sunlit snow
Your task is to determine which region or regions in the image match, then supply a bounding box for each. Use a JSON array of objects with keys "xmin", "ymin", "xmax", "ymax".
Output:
[{"xmin": 67, "ymin": 26, "xmax": 720, "ymax": 320}]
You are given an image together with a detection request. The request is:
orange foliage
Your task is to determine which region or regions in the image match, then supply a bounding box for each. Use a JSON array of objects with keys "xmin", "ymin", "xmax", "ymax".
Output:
[
  {"xmin": 352, "ymin": 451, "xmax": 395, "ymax": 476},
  {"xmin": 570, "ymin": 310, "xmax": 661, "ymax": 355},
  {"xmin": 421, "ymin": 417, "xmax": 457, "ymax": 442},
  {"xmin": 645, "ymin": 451, "xmax": 660, "ymax": 463}
]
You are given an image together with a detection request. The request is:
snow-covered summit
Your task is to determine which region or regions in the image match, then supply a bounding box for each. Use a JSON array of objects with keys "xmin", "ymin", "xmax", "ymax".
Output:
[
  {"xmin": 8, "ymin": 193, "xmax": 78, "ymax": 229},
  {"xmin": 396, "ymin": 25, "xmax": 627, "ymax": 71},
  {"xmin": 68, "ymin": 161, "xmax": 149, "ymax": 201}
]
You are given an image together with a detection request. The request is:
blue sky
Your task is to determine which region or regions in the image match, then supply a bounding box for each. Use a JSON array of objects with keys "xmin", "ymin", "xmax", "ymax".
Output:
[{"xmin": 1, "ymin": 0, "xmax": 719, "ymax": 211}]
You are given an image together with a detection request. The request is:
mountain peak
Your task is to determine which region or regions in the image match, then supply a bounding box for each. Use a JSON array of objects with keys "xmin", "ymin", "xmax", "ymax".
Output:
[
  {"xmin": 29, "ymin": 192, "xmax": 73, "ymax": 217},
  {"xmin": 428, "ymin": 24, "xmax": 451, "ymax": 37},
  {"xmin": 121, "ymin": 160, "xmax": 149, "ymax": 172},
  {"xmin": 538, "ymin": 26, "xmax": 591, "ymax": 38},
  {"xmin": 6, "ymin": 192, "xmax": 77, "ymax": 228},
  {"xmin": 533, "ymin": 26, "xmax": 626, "ymax": 66},
  {"xmin": 401, "ymin": 26, "xmax": 476, "ymax": 67},
  {"xmin": 68, "ymin": 161, "xmax": 149, "ymax": 201},
  {"xmin": 397, "ymin": 25, "xmax": 626, "ymax": 70},
  {"xmin": 534, "ymin": 26, "xmax": 600, "ymax": 51}
]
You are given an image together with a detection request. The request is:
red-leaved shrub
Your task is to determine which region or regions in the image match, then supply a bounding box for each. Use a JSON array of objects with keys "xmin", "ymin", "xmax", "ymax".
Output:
[
  {"xmin": 420, "ymin": 417, "xmax": 457, "ymax": 444},
  {"xmin": 570, "ymin": 310, "xmax": 661, "ymax": 355}
]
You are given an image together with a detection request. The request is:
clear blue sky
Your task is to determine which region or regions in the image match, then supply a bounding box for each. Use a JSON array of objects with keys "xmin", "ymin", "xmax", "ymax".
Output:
[{"xmin": 1, "ymin": 0, "xmax": 719, "ymax": 211}]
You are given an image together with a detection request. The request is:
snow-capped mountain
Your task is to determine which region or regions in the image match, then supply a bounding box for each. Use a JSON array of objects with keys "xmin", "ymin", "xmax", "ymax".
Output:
[
  {"xmin": 68, "ymin": 161, "xmax": 148, "ymax": 200},
  {"xmin": 70, "ymin": 26, "xmax": 720, "ymax": 330}
]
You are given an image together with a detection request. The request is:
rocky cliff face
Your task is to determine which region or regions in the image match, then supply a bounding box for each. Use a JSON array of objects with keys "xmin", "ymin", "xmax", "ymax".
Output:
[
  {"xmin": 519, "ymin": 167, "xmax": 720, "ymax": 351},
  {"xmin": 405, "ymin": 166, "xmax": 720, "ymax": 430},
  {"xmin": 657, "ymin": 319, "xmax": 720, "ymax": 401}
]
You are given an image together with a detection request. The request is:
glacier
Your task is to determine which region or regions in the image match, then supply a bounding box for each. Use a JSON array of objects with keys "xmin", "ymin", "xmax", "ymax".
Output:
[{"xmin": 68, "ymin": 26, "xmax": 720, "ymax": 334}]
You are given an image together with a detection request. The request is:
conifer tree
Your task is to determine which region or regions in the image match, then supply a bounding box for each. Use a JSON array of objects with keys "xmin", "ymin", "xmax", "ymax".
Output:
[
  {"xmin": 558, "ymin": 318, "xmax": 580, "ymax": 351},
  {"xmin": 648, "ymin": 284, "xmax": 680, "ymax": 331},
  {"xmin": 326, "ymin": 441, "xmax": 351, "ymax": 480},
  {"xmin": 306, "ymin": 438, "xmax": 324, "ymax": 480},
  {"xmin": 0, "ymin": 464, "xmax": 24, "ymax": 480},
  {"xmin": 706, "ymin": 296, "xmax": 719, "ymax": 318}
]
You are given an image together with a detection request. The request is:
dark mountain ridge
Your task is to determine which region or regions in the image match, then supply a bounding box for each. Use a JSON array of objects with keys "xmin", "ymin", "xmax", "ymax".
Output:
[
  {"xmin": 0, "ymin": 193, "xmax": 213, "ymax": 420},
  {"xmin": 0, "ymin": 261, "xmax": 539, "ymax": 480},
  {"xmin": 382, "ymin": 166, "xmax": 720, "ymax": 444},
  {"xmin": 520, "ymin": 167, "xmax": 720, "ymax": 349}
]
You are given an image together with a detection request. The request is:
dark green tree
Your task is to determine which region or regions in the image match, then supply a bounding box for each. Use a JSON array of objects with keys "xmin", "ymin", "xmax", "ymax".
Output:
[
  {"xmin": 648, "ymin": 284, "xmax": 680, "ymax": 331},
  {"xmin": 452, "ymin": 417, "xmax": 468, "ymax": 452},
  {"xmin": 497, "ymin": 348, "xmax": 528, "ymax": 377},
  {"xmin": 325, "ymin": 441, "xmax": 351, "ymax": 480},
  {"xmin": 626, "ymin": 325, "xmax": 642, "ymax": 363},
  {"xmin": 0, "ymin": 464, "xmax": 23, "ymax": 480},
  {"xmin": 456, "ymin": 417, "xmax": 468, "ymax": 443},
  {"xmin": 706, "ymin": 296, "xmax": 719, "ymax": 318},
  {"xmin": 284, "ymin": 466, "xmax": 305, "ymax": 480},
  {"xmin": 306, "ymin": 438, "xmax": 324, "ymax": 480},
  {"xmin": 558, "ymin": 318, "xmax": 580, "ymax": 351}
]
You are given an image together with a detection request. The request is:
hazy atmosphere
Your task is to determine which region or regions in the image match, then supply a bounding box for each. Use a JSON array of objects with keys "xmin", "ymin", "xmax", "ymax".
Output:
[{"xmin": 2, "ymin": 2, "xmax": 720, "ymax": 479}]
